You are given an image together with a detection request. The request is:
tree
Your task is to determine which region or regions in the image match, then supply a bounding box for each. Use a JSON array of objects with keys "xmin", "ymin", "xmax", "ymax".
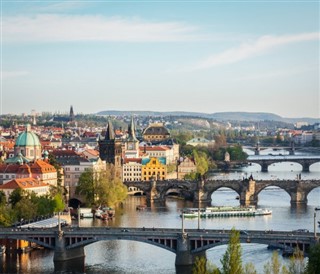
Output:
[
  {"xmin": 263, "ymin": 251, "xmax": 288, "ymax": 274},
  {"xmin": 220, "ymin": 228, "xmax": 243, "ymax": 274},
  {"xmin": 9, "ymin": 188, "xmax": 25, "ymax": 207},
  {"xmin": 53, "ymin": 193, "xmax": 65, "ymax": 212},
  {"xmin": 193, "ymin": 256, "xmax": 220, "ymax": 274},
  {"xmin": 0, "ymin": 190, "xmax": 6, "ymax": 206},
  {"xmin": 305, "ymin": 243, "xmax": 320, "ymax": 274},
  {"xmin": 243, "ymin": 263, "xmax": 257, "ymax": 274},
  {"xmin": 76, "ymin": 164, "xmax": 127, "ymax": 207},
  {"xmin": 14, "ymin": 197, "xmax": 37, "ymax": 221},
  {"xmin": 193, "ymin": 150, "xmax": 209, "ymax": 176},
  {"xmin": 287, "ymin": 247, "xmax": 305, "ymax": 274}
]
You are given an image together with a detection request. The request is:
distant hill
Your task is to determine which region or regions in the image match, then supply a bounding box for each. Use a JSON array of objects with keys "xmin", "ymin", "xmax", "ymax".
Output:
[{"xmin": 96, "ymin": 110, "xmax": 319, "ymax": 124}]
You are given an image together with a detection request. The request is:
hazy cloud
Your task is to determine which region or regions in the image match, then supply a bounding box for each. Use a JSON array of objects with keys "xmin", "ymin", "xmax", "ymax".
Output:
[
  {"xmin": 2, "ymin": 71, "xmax": 29, "ymax": 79},
  {"xmin": 2, "ymin": 14, "xmax": 203, "ymax": 43},
  {"xmin": 188, "ymin": 32, "xmax": 320, "ymax": 71}
]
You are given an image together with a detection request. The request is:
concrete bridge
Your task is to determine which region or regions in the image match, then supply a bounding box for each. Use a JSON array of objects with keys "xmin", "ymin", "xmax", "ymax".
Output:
[
  {"xmin": 124, "ymin": 179, "xmax": 320, "ymax": 206},
  {"xmin": 247, "ymin": 155, "xmax": 320, "ymax": 172},
  {"xmin": 0, "ymin": 227, "xmax": 318, "ymax": 266}
]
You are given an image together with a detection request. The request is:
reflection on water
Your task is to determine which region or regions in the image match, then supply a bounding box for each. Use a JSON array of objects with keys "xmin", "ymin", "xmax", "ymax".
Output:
[{"xmin": 1, "ymin": 158, "xmax": 319, "ymax": 273}]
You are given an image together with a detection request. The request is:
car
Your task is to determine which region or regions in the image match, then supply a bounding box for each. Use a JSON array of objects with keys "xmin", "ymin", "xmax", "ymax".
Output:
[
  {"xmin": 121, "ymin": 229, "xmax": 129, "ymax": 232},
  {"xmin": 292, "ymin": 229, "xmax": 309, "ymax": 233},
  {"xmin": 240, "ymin": 230, "xmax": 249, "ymax": 236}
]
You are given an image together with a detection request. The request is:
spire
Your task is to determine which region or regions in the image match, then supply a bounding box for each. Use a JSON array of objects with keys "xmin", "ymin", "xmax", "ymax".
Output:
[
  {"xmin": 69, "ymin": 105, "xmax": 74, "ymax": 122},
  {"xmin": 105, "ymin": 120, "xmax": 115, "ymax": 140},
  {"xmin": 128, "ymin": 116, "xmax": 138, "ymax": 141}
]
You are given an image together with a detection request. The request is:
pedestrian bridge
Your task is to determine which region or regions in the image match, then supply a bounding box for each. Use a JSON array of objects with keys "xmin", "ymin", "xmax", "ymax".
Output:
[{"xmin": 0, "ymin": 227, "xmax": 318, "ymax": 266}]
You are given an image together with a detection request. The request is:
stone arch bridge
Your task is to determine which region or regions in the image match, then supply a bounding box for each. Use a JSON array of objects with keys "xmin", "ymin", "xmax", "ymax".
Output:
[
  {"xmin": 123, "ymin": 179, "xmax": 320, "ymax": 206},
  {"xmin": 247, "ymin": 155, "xmax": 320, "ymax": 172}
]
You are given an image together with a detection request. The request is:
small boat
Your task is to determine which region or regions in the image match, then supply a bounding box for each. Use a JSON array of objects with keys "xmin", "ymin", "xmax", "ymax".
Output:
[
  {"xmin": 136, "ymin": 205, "xmax": 147, "ymax": 210},
  {"xmin": 181, "ymin": 206, "xmax": 272, "ymax": 218},
  {"xmin": 0, "ymin": 245, "xmax": 6, "ymax": 255}
]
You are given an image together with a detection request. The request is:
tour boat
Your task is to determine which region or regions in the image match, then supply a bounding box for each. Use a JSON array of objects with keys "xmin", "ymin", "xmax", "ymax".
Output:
[{"xmin": 181, "ymin": 206, "xmax": 272, "ymax": 218}]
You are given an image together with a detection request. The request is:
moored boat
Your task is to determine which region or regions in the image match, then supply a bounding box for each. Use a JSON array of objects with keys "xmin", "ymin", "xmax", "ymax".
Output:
[{"xmin": 181, "ymin": 206, "xmax": 272, "ymax": 218}]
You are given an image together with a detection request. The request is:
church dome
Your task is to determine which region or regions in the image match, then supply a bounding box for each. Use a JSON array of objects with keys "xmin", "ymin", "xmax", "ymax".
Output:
[{"xmin": 15, "ymin": 124, "xmax": 41, "ymax": 147}]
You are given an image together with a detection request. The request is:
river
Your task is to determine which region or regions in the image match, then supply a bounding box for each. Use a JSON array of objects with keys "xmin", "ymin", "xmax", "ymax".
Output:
[{"xmin": 1, "ymin": 150, "xmax": 319, "ymax": 274}]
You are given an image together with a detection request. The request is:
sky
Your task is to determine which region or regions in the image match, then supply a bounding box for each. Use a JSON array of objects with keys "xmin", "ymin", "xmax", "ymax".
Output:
[{"xmin": 1, "ymin": 0, "xmax": 319, "ymax": 118}]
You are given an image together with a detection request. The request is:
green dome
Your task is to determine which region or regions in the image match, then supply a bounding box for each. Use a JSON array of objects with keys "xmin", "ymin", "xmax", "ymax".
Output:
[{"xmin": 15, "ymin": 124, "xmax": 41, "ymax": 147}]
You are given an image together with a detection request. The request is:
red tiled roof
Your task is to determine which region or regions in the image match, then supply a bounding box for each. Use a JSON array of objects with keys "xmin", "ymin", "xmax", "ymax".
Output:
[
  {"xmin": 0, "ymin": 178, "xmax": 49, "ymax": 190},
  {"xmin": 123, "ymin": 158, "xmax": 142, "ymax": 164}
]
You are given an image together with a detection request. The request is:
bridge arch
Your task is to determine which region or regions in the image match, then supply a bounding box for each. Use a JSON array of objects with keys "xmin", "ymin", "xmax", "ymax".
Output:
[
  {"xmin": 305, "ymin": 185, "xmax": 320, "ymax": 204},
  {"xmin": 127, "ymin": 186, "xmax": 145, "ymax": 196},
  {"xmin": 208, "ymin": 187, "xmax": 241, "ymax": 206},
  {"xmin": 69, "ymin": 198, "xmax": 82, "ymax": 209},
  {"xmin": 80, "ymin": 238, "xmax": 177, "ymax": 254}
]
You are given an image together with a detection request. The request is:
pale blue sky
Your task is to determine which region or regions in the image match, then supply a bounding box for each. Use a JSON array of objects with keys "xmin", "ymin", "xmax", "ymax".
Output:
[{"xmin": 1, "ymin": 0, "xmax": 319, "ymax": 118}]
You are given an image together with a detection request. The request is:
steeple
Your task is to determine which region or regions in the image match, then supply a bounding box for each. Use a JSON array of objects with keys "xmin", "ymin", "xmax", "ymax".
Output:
[
  {"xmin": 105, "ymin": 120, "xmax": 115, "ymax": 140},
  {"xmin": 69, "ymin": 105, "xmax": 75, "ymax": 122},
  {"xmin": 127, "ymin": 116, "xmax": 138, "ymax": 141}
]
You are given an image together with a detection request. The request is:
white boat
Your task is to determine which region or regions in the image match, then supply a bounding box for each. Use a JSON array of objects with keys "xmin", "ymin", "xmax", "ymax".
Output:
[{"xmin": 181, "ymin": 206, "xmax": 272, "ymax": 218}]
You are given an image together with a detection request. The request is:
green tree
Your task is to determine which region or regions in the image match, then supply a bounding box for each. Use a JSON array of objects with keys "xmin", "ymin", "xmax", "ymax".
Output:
[
  {"xmin": 263, "ymin": 251, "xmax": 288, "ymax": 274},
  {"xmin": 243, "ymin": 263, "xmax": 257, "ymax": 274},
  {"xmin": 305, "ymin": 243, "xmax": 320, "ymax": 274},
  {"xmin": 193, "ymin": 150, "xmax": 209, "ymax": 176},
  {"xmin": 76, "ymin": 164, "xmax": 127, "ymax": 207},
  {"xmin": 0, "ymin": 205, "xmax": 15, "ymax": 227},
  {"xmin": 220, "ymin": 228, "xmax": 243, "ymax": 274},
  {"xmin": 53, "ymin": 193, "xmax": 65, "ymax": 212},
  {"xmin": 287, "ymin": 247, "xmax": 305, "ymax": 274},
  {"xmin": 0, "ymin": 190, "xmax": 6, "ymax": 206},
  {"xmin": 193, "ymin": 256, "xmax": 220, "ymax": 274},
  {"xmin": 14, "ymin": 197, "xmax": 37, "ymax": 221},
  {"xmin": 9, "ymin": 188, "xmax": 25, "ymax": 207},
  {"xmin": 33, "ymin": 195, "xmax": 55, "ymax": 216},
  {"xmin": 76, "ymin": 169, "xmax": 95, "ymax": 205}
]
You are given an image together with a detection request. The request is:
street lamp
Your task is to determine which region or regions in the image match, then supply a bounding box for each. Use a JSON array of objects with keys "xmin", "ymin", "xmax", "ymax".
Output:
[
  {"xmin": 198, "ymin": 190, "xmax": 200, "ymax": 230},
  {"xmin": 315, "ymin": 208, "xmax": 320, "ymax": 239},
  {"xmin": 181, "ymin": 209, "xmax": 185, "ymax": 234}
]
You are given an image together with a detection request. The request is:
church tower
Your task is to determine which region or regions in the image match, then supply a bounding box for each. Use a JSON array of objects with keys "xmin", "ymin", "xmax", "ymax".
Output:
[
  {"xmin": 99, "ymin": 120, "xmax": 115, "ymax": 163},
  {"xmin": 124, "ymin": 116, "xmax": 139, "ymax": 158},
  {"xmin": 98, "ymin": 120, "xmax": 123, "ymax": 179},
  {"xmin": 69, "ymin": 105, "xmax": 75, "ymax": 123}
]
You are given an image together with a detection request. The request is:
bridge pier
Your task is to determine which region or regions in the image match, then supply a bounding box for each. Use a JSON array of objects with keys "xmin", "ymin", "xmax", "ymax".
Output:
[
  {"xmin": 175, "ymin": 233, "xmax": 194, "ymax": 266},
  {"xmin": 261, "ymin": 163, "xmax": 268, "ymax": 172},
  {"xmin": 53, "ymin": 232, "xmax": 85, "ymax": 262},
  {"xmin": 302, "ymin": 163, "xmax": 310, "ymax": 172},
  {"xmin": 290, "ymin": 190, "xmax": 308, "ymax": 205},
  {"xmin": 239, "ymin": 179, "xmax": 258, "ymax": 206}
]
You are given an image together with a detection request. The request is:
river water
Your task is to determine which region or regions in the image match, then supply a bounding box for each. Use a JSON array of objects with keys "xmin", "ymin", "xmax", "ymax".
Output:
[{"xmin": 1, "ymin": 149, "xmax": 319, "ymax": 274}]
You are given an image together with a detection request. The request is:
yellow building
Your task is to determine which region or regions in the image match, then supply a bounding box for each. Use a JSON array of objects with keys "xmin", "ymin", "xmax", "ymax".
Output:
[{"xmin": 141, "ymin": 157, "xmax": 167, "ymax": 181}]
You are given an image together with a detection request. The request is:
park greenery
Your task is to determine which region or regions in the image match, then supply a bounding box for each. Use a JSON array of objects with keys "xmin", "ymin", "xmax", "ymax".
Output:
[
  {"xmin": 192, "ymin": 228, "xmax": 320, "ymax": 274},
  {"xmin": 0, "ymin": 188, "xmax": 65, "ymax": 227},
  {"xmin": 76, "ymin": 163, "xmax": 127, "ymax": 207}
]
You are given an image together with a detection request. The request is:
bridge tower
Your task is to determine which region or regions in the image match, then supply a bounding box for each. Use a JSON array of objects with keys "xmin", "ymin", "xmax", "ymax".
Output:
[
  {"xmin": 290, "ymin": 140, "xmax": 295, "ymax": 155},
  {"xmin": 239, "ymin": 179, "xmax": 257, "ymax": 206},
  {"xmin": 255, "ymin": 140, "xmax": 260, "ymax": 155}
]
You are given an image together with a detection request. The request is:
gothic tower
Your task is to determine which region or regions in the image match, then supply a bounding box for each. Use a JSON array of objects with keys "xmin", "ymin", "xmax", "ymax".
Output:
[
  {"xmin": 124, "ymin": 116, "xmax": 139, "ymax": 158},
  {"xmin": 98, "ymin": 120, "xmax": 123, "ymax": 179},
  {"xmin": 69, "ymin": 105, "xmax": 75, "ymax": 122}
]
